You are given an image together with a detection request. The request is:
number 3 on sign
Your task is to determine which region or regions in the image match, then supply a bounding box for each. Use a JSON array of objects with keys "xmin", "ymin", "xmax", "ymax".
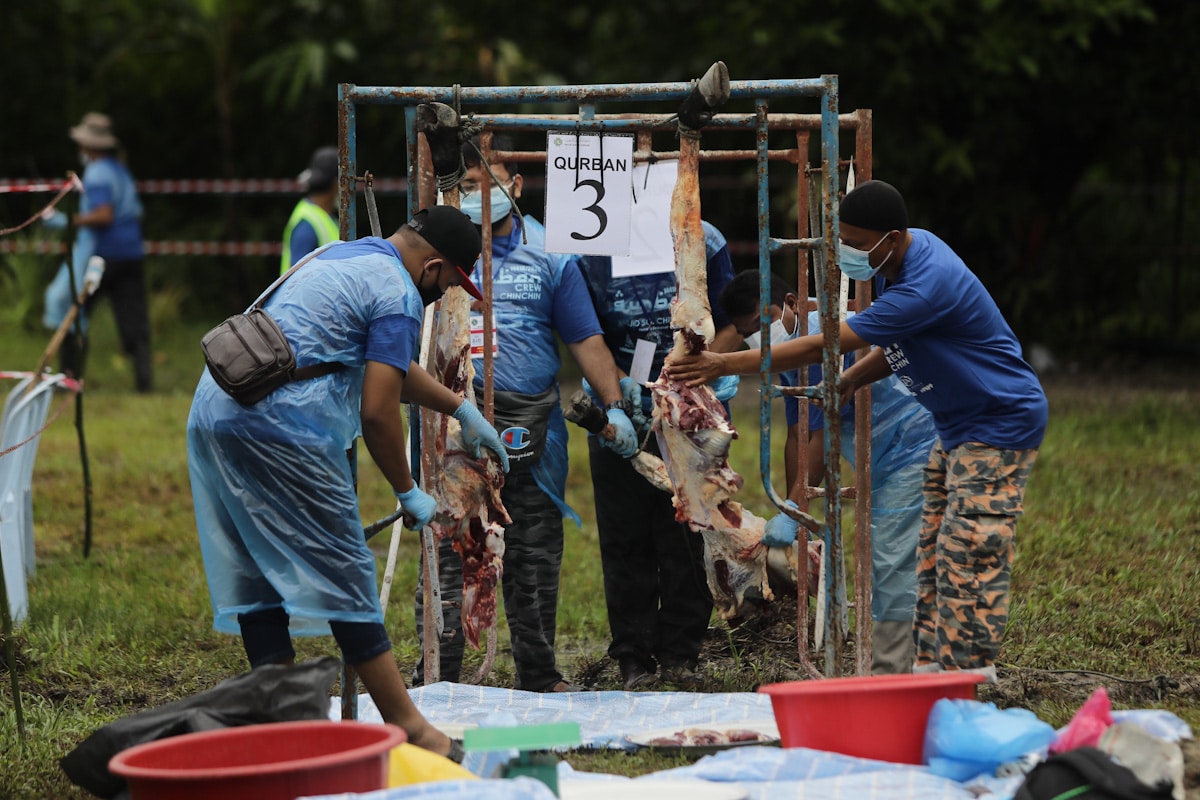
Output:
[{"xmin": 544, "ymin": 132, "xmax": 634, "ymax": 256}]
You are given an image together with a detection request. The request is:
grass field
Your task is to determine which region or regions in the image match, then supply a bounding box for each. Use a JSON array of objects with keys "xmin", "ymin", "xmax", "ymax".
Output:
[{"xmin": 2, "ymin": 301, "xmax": 1199, "ymax": 798}]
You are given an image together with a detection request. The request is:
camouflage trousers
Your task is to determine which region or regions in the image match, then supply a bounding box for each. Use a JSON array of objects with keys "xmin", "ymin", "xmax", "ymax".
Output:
[
  {"xmin": 913, "ymin": 441, "xmax": 1038, "ymax": 670},
  {"xmin": 413, "ymin": 470, "xmax": 565, "ymax": 691}
]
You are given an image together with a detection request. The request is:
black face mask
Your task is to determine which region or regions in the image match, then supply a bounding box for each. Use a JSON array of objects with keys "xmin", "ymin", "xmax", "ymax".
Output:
[{"xmin": 417, "ymin": 260, "xmax": 444, "ymax": 306}]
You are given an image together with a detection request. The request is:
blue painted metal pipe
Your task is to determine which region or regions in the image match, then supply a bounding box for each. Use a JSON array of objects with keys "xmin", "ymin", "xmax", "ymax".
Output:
[{"xmin": 342, "ymin": 78, "xmax": 831, "ymax": 107}]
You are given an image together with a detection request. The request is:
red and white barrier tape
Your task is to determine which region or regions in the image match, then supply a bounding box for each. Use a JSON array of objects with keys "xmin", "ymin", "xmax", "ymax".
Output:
[
  {"xmin": 0, "ymin": 371, "xmax": 83, "ymax": 392},
  {"xmin": 0, "ymin": 177, "xmax": 408, "ymax": 195},
  {"xmin": 0, "ymin": 240, "xmax": 284, "ymax": 256}
]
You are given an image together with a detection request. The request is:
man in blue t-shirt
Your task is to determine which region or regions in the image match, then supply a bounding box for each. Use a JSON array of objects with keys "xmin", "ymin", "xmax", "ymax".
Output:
[
  {"xmin": 577, "ymin": 220, "xmax": 743, "ymax": 690},
  {"xmin": 412, "ymin": 136, "xmax": 636, "ymax": 693},
  {"xmin": 188, "ymin": 206, "xmax": 506, "ymax": 761},
  {"xmin": 667, "ymin": 181, "xmax": 1047, "ymax": 680},
  {"xmin": 65, "ymin": 112, "xmax": 152, "ymax": 391}
]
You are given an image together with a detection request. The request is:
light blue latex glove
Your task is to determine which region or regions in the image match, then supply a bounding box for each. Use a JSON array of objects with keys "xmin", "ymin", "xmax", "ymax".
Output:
[
  {"xmin": 602, "ymin": 407, "xmax": 638, "ymax": 458},
  {"xmin": 395, "ymin": 485, "xmax": 437, "ymax": 531},
  {"xmin": 762, "ymin": 500, "xmax": 801, "ymax": 547},
  {"xmin": 619, "ymin": 376, "xmax": 643, "ymax": 408},
  {"xmin": 711, "ymin": 374, "xmax": 740, "ymax": 403},
  {"xmin": 453, "ymin": 399, "xmax": 510, "ymax": 472},
  {"xmin": 619, "ymin": 376, "xmax": 648, "ymax": 433},
  {"xmin": 41, "ymin": 209, "xmax": 68, "ymax": 230}
]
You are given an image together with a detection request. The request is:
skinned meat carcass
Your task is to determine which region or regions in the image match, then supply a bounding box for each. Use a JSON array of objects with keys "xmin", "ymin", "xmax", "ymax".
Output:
[
  {"xmin": 651, "ymin": 375, "xmax": 775, "ymax": 621},
  {"xmin": 420, "ymin": 285, "xmax": 510, "ymax": 662},
  {"xmin": 649, "ymin": 130, "xmax": 777, "ymax": 621}
]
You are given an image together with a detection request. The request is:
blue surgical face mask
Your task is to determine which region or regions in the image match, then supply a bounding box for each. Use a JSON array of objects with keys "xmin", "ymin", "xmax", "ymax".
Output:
[
  {"xmin": 459, "ymin": 181, "xmax": 513, "ymax": 225},
  {"xmin": 839, "ymin": 232, "xmax": 893, "ymax": 281}
]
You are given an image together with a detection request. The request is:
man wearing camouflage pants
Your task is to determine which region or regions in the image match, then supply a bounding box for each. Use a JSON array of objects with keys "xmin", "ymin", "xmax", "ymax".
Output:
[{"xmin": 666, "ymin": 180, "xmax": 1046, "ymax": 681}]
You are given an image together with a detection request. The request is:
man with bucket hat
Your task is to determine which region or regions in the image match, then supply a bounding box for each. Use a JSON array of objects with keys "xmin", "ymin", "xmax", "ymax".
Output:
[
  {"xmin": 59, "ymin": 112, "xmax": 152, "ymax": 391},
  {"xmin": 188, "ymin": 205, "xmax": 506, "ymax": 759}
]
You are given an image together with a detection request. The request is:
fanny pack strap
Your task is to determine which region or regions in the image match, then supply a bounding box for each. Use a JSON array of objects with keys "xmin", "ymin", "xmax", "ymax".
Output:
[
  {"xmin": 293, "ymin": 362, "xmax": 345, "ymax": 381},
  {"xmin": 252, "ymin": 242, "xmax": 337, "ymax": 310},
  {"xmin": 258, "ymin": 243, "xmax": 344, "ymax": 380}
]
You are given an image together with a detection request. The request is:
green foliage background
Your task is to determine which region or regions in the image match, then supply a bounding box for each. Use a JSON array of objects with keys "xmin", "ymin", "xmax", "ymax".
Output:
[{"xmin": 2, "ymin": 0, "xmax": 1199, "ymax": 359}]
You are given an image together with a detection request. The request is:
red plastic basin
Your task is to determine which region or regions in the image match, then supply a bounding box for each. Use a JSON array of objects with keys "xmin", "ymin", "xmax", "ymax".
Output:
[
  {"xmin": 108, "ymin": 719, "xmax": 406, "ymax": 800},
  {"xmin": 759, "ymin": 672, "xmax": 984, "ymax": 764}
]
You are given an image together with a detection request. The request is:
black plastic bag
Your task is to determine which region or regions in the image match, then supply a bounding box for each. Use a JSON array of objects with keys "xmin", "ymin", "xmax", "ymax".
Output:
[
  {"xmin": 1014, "ymin": 746, "xmax": 1175, "ymax": 800},
  {"xmin": 60, "ymin": 656, "xmax": 340, "ymax": 798}
]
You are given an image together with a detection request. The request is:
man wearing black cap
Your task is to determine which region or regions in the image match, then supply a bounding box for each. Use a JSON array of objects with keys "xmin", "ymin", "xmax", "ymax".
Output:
[
  {"xmin": 666, "ymin": 180, "xmax": 1047, "ymax": 682},
  {"xmin": 188, "ymin": 206, "xmax": 504, "ymax": 760},
  {"xmin": 280, "ymin": 146, "xmax": 341, "ymax": 274}
]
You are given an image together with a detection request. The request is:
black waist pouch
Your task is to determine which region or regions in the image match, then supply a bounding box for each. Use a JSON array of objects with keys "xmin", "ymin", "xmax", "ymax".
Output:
[
  {"xmin": 202, "ymin": 309, "xmax": 295, "ymax": 404},
  {"xmin": 490, "ymin": 386, "xmax": 559, "ymax": 472}
]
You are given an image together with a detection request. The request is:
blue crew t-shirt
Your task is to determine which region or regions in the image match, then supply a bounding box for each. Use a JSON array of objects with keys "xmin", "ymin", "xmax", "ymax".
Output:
[{"xmin": 847, "ymin": 229, "xmax": 1047, "ymax": 451}]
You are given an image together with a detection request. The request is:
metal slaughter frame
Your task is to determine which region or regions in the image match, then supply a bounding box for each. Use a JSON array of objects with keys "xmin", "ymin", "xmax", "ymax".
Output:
[{"xmin": 334, "ymin": 75, "xmax": 876, "ymax": 714}]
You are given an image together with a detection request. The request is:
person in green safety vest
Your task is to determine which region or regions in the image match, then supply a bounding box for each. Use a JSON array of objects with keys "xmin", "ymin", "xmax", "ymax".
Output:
[{"xmin": 281, "ymin": 146, "xmax": 340, "ymax": 273}]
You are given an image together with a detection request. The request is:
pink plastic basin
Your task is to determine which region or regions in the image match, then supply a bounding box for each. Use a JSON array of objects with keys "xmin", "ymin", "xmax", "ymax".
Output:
[{"xmin": 759, "ymin": 672, "xmax": 985, "ymax": 764}]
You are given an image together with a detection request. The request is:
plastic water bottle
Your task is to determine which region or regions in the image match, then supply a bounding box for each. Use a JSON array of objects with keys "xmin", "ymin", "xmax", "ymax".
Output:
[{"xmin": 83, "ymin": 256, "xmax": 106, "ymax": 295}]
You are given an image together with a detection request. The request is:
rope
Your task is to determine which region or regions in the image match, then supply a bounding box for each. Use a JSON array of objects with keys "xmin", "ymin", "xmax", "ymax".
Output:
[
  {"xmin": 435, "ymin": 167, "xmax": 466, "ymax": 194},
  {"xmin": 0, "ymin": 377, "xmax": 83, "ymax": 459},
  {"xmin": 0, "ymin": 174, "xmax": 81, "ymax": 237}
]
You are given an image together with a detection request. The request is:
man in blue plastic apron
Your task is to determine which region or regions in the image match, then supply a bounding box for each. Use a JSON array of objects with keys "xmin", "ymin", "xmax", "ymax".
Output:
[{"xmin": 189, "ymin": 206, "xmax": 508, "ymax": 757}]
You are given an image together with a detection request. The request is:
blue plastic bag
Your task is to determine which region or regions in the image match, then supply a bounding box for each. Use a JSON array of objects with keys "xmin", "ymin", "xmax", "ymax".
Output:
[
  {"xmin": 43, "ymin": 228, "xmax": 97, "ymax": 330},
  {"xmin": 923, "ymin": 698, "xmax": 1057, "ymax": 781}
]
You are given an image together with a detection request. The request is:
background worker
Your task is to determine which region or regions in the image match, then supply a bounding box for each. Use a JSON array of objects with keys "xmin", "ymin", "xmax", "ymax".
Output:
[
  {"xmin": 719, "ymin": 269, "xmax": 940, "ymax": 674},
  {"xmin": 188, "ymin": 206, "xmax": 507, "ymax": 758},
  {"xmin": 666, "ymin": 180, "xmax": 1047, "ymax": 680},
  {"xmin": 413, "ymin": 135, "xmax": 636, "ymax": 693},
  {"xmin": 576, "ymin": 217, "xmax": 743, "ymax": 690},
  {"xmin": 719, "ymin": 271, "xmax": 805, "ymax": 490},
  {"xmin": 280, "ymin": 145, "xmax": 340, "ymax": 273},
  {"xmin": 60, "ymin": 111, "xmax": 152, "ymax": 392}
]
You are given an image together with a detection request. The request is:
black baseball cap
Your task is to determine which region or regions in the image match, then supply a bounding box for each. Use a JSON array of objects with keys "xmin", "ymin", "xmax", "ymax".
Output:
[
  {"xmin": 406, "ymin": 206, "xmax": 484, "ymax": 300},
  {"xmin": 299, "ymin": 146, "xmax": 338, "ymax": 191}
]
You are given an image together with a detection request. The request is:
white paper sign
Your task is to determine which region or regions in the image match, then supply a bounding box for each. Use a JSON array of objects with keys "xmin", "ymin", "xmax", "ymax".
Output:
[
  {"xmin": 629, "ymin": 339, "xmax": 657, "ymax": 385},
  {"xmin": 611, "ymin": 159, "xmax": 679, "ymax": 277},
  {"xmin": 469, "ymin": 312, "xmax": 497, "ymax": 357},
  {"xmin": 544, "ymin": 132, "xmax": 634, "ymax": 256}
]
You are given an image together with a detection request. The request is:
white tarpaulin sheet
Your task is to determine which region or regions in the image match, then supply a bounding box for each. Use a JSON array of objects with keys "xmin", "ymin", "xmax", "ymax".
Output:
[{"xmin": 313, "ymin": 684, "xmax": 1192, "ymax": 800}]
